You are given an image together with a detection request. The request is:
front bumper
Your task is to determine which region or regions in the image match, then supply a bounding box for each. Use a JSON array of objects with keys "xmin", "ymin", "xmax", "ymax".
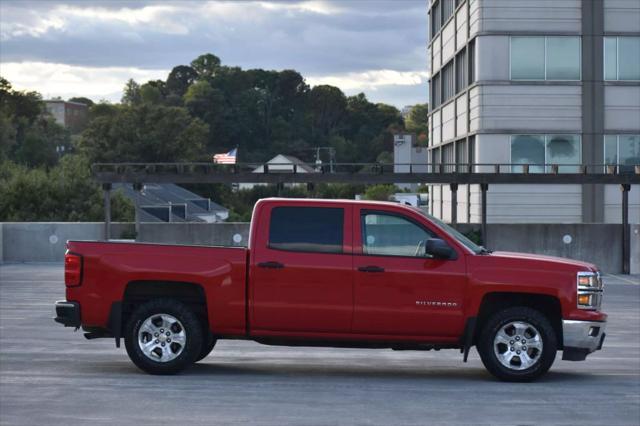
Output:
[
  {"xmin": 54, "ymin": 300, "xmax": 81, "ymax": 328},
  {"xmin": 562, "ymin": 319, "xmax": 606, "ymax": 361}
]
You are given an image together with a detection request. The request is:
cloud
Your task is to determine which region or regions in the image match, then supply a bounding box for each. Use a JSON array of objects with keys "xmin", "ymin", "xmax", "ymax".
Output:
[
  {"xmin": 0, "ymin": 0, "xmax": 429, "ymax": 107},
  {"xmin": 307, "ymin": 69, "xmax": 430, "ymax": 91},
  {"xmin": 0, "ymin": 62, "xmax": 167, "ymax": 102}
]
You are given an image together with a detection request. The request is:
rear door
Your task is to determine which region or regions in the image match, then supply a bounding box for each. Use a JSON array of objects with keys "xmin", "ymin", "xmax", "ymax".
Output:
[
  {"xmin": 250, "ymin": 203, "xmax": 354, "ymax": 334},
  {"xmin": 352, "ymin": 207, "xmax": 467, "ymax": 338}
]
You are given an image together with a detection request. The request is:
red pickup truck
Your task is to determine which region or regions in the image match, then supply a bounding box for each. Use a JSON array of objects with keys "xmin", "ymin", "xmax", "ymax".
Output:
[{"xmin": 55, "ymin": 198, "xmax": 606, "ymax": 381}]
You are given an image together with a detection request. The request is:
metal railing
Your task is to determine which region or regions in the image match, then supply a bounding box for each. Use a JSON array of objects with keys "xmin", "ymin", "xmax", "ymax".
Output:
[{"xmin": 94, "ymin": 162, "xmax": 638, "ymax": 273}]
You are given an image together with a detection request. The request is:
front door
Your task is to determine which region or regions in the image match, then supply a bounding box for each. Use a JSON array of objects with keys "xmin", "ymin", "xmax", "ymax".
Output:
[
  {"xmin": 251, "ymin": 203, "xmax": 353, "ymax": 334},
  {"xmin": 352, "ymin": 208, "xmax": 467, "ymax": 338}
]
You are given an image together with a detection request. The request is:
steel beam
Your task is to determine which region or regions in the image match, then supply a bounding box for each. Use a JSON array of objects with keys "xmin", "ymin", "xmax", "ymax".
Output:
[
  {"xmin": 92, "ymin": 168, "xmax": 640, "ymax": 185},
  {"xmin": 133, "ymin": 183, "xmax": 143, "ymax": 241},
  {"xmin": 622, "ymin": 184, "xmax": 631, "ymax": 274},
  {"xmin": 102, "ymin": 183, "xmax": 112, "ymax": 241},
  {"xmin": 450, "ymin": 183, "xmax": 458, "ymax": 225},
  {"xmin": 480, "ymin": 183, "xmax": 488, "ymax": 246}
]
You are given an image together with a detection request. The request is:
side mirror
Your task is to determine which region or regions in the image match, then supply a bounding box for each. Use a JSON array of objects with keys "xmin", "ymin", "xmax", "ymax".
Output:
[{"xmin": 425, "ymin": 238, "xmax": 456, "ymax": 260}]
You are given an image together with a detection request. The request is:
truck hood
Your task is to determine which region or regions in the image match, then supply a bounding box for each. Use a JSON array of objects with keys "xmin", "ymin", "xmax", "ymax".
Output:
[{"xmin": 488, "ymin": 251, "xmax": 598, "ymax": 272}]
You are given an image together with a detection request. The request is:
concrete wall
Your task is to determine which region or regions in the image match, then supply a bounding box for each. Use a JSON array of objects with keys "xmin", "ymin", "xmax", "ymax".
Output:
[
  {"xmin": 456, "ymin": 222, "xmax": 639, "ymax": 274},
  {"xmin": 1, "ymin": 223, "xmax": 132, "ymax": 263},
  {"xmin": 631, "ymin": 224, "xmax": 640, "ymax": 274},
  {"xmin": 604, "ymin": 0, "xmax": 640, "ymax": 32},
  {"xmin": 604, "ymin": 86, "xmax": 640, "ymax": 132},
  {"xmin": 474, "ymin": 85, "xmax": 582, "ymax": 132},
  {"xmin": 1, "ymin": 222, "xmax": 638, "ymax": 274},
  {"xmin": 138, "ymin": 223, "xmax": 250, "ymax": 247},
  {"xmin": 477, "ymin": 0, "xmax": 582, "ymax": 33}
]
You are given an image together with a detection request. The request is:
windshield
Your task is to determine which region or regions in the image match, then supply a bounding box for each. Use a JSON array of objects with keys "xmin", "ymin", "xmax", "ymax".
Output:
[{"xmin": 411, "ymin": 207, "xmax": 484, "ymax": 254}]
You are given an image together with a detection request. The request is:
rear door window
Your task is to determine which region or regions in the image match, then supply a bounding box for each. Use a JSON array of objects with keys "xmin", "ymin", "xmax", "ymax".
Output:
[{"xmin": 269, "ymin": 207, "xmax": 344, "ymax": 254}]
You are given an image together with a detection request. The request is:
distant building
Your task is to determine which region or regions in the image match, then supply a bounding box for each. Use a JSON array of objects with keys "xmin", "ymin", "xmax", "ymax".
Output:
[
  {"xmin": 391, "ymin": 193, "xmax": 428, "ymax": 209},
  {"xmin": 239, "ymin": 154, "xmax": 316, "ymax": 190},
  {"xmin": 44, "ymin": 100, "xmax": 88, "ymax": 133},
  {"xmin": 401, "ymin": 105, "xmax": 415, "ymax": 120},
  {"xmin": 115, "ymin": 183, "xmax": 228, "ymax": 223},
  {"xmin": 427, "ymin": 0, "xmax": 640, "ymax": 223},
  {"xmin": 393, "ymin": 133, "xmax": 428, "ymax": 191}
]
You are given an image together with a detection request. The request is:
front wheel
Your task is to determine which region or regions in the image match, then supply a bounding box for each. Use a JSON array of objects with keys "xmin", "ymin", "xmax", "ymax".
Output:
[
  {"xmin": 195, "ymin": 334, "xmax": 217, "ymax": 362},
  {"xmin": 124, "ymin": 298, "xmax": 203, "ymax": 375},
  {"xmin": 477, "ymin": 307, "xmax": 557, "ymax": 382}
]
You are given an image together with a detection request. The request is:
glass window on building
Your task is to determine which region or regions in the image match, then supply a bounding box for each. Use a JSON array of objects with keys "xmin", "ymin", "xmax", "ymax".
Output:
[
  {"xmin": 546, "ymin": 135, "xmax": 581, "ymax": 172},
  {"xmin": 468, "ymin": 39, "xmax": 476, "ymax": 84},
  {"xmin": 511, "ymin": 37, "xmax": 580, "ymax": 80},
  {"xmin": 511, "ymin": 135, "xmax": 581, "ymax": 172},
  {"xmin": 511, "ymin": 135, "xmax": 545, "ymax": 172},
  {"xmin": 605, "ymin": 135, "xmax": 640, "ymax": 173},
  {"xmin": 511, "ymin": 37, "xmax": 545, "ymax": 80},
  {"xmin": 546, "ymin": 37, "xmax": 581, "ymax": 80},
  {"xmin": 456, "ymin": 139, "xmax": 467, "ymax": 172},
  {"xmin": 604, "ymin": 37, "xmax": 640, "ymax": 81}
]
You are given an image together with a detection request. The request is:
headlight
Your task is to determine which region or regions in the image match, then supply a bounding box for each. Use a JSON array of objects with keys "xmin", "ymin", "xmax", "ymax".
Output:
[
  {"xmin": 577, "ymin": 271, "xmax": 603, "ymax": 290},
  {"xmin": 577, "ymin": 271, "xmax": 603, "ymax": 309}
]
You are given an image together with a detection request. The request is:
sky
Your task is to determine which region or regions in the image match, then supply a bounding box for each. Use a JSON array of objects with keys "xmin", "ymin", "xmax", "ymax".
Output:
[{"xmin": 0, "ymin": 0, "xmax": 429, "ymax": 108}]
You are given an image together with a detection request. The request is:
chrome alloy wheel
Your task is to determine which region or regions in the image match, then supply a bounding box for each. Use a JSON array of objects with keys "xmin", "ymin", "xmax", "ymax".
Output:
[
  {"xmin": 138, "ymin": 314, "xmax": 187, "ymax": 363},
  {"xmin": 493, "ymin": 321, "xmax": 543, "ymax": 371}
]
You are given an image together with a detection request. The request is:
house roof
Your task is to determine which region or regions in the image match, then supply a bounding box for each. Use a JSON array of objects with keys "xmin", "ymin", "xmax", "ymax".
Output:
[
  {"xmin": 113, "ymin": 183, "xmax": 227, "ymax": 222},
  {"xmin": 253, "ymin": 154, "xmax": 316, "ymax": 173}
]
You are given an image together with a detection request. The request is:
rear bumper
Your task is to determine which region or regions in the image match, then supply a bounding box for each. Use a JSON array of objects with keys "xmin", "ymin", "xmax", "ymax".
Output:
[
  {"xmin": 54, "ymin": 300, "xmax": 81, "ymax": 328},
  {"xmin": 562, "ymin": 319, "xmax": 606, "ymax": 361}
]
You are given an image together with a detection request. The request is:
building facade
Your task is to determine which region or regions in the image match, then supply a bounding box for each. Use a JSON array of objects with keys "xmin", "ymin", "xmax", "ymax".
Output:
[
  {"xmin": 44, "ymin": 100, "xmax": 88, "ymax": 133},
  {"xmin": 427, "ymin": 0, "xmax": 640, "ymax": 223},
  {"xmin": 393, "ymin": 133, "xmax": 429, "ymax": 191}
]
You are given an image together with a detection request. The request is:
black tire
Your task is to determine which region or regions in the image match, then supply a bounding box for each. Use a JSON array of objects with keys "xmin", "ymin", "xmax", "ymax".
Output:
[
  {"xmin": 195, "ymin": 333, "xmax": 217, "ymax": 362},
  {"xmin": 477, "ymin": 306, "xmax": 557, "ymax": 382},
  {"xmin": 124, "ymin": 298, "xmax": 203, "ymax": 375}
]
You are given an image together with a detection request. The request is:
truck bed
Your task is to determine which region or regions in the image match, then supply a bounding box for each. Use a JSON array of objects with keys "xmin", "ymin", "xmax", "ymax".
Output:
[{"xmin": 65, "ymin": 241, "xmax": 249, "ymax": 335}]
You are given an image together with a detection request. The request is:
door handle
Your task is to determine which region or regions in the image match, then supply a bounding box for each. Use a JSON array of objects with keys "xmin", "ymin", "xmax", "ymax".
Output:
[
  {"xmin": 358, "ymin": 265, "xmax": 385, "ymax": 273},
  {"xmin": 258, "ymin": 261, "xmax": 285, "ymax": 269}
]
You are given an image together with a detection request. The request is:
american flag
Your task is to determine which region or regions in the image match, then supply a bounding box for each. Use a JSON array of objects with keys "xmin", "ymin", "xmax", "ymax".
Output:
[{"xmin": 213, "ymin": 148, "xmax": 237, "ymax": 164}]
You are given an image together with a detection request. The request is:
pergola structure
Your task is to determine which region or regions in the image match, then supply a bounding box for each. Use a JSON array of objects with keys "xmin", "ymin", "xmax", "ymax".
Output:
[{"xmin": 92, "ymin": 162, "xmax": 639, "ymax": 273}]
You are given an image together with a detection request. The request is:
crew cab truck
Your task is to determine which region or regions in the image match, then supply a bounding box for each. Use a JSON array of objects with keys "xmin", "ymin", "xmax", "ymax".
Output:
[{"xmin": 55, "ymin": 198, "xmax": 606, "ymax": 381}]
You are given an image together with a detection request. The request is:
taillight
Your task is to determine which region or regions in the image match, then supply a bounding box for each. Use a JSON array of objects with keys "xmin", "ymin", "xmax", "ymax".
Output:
[{"xmin": 65, "ymin": 252, "xmax": 82, "ymax": 287}]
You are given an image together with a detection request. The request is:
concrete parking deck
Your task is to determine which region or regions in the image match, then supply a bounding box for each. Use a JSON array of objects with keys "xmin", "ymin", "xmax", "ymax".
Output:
[{"xmin": 1, "ymin": 264, "xmax": 638, "ymax": 425}]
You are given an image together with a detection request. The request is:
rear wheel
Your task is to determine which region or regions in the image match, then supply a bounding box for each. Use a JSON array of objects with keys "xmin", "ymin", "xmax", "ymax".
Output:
[
  {"xmin": 477, "ymin": 307, "xmax": 557, "ymax": 382},
  {"xmin": 124, "ymin": 298, "xmax": 202, "ymax": 375}
]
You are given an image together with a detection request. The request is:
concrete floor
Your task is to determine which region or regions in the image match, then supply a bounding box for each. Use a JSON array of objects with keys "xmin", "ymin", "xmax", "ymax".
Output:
[{"xmin": 0, "ymin": 264, "xmax": 638, "ymax": 426}]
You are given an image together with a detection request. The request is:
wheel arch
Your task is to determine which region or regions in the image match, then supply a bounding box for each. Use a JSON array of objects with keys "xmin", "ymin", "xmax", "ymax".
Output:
[
  {"xmin": 118, "ymin": 280, "xmax": 210, "ymax": 342},
  {"xmin": 474, "ymin": 292, "xmax": 563, "ymax": 349}
]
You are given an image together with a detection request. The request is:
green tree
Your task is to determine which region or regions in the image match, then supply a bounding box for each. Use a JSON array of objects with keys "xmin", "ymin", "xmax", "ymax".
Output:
[
  {"xmin": 0, "ymin": 155, "xmax": 134, "ymax": 221},
  {"xmin": 166, "ymin": 65, "xmax": 198, "ymax": 98},
  {"xmin": 0, "ymin": 77, "xmax": 69, "ymax": 167},
  {"xmin": 139, "ymin": 83, "xmax": 163, "ymax": 104},
  {"xmin": 307, "ymin": 85, "xmax": 346, "ymax": 142},
  {"xmin": 405, "ymin": 103, "xmax": 429, "ymax": 145},
  {"xmin": 363, "ymin": 184, "xmax": 397, "ymax": 201},
  {"xmin": 0, "ymin": 110, "xmax": 16, "ymax": 160},
  {"xmin": 121, "ymin": 79, "xmax": 142, "ymax": 105},
  {"xmin": 191, "ymin": 53, "xmax": 221, "ymax": 79},
  {"xmin": 79, "ymin": 104, "xmax": 208, "ymax": 163},
  {"xmin": 12, "ymin": 116, "xmax": 66, "ymax": 167}
]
